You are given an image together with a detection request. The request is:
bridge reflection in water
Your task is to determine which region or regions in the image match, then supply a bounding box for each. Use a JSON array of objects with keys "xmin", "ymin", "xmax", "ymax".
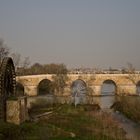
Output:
[{"xmin": 99, "ymin": 81, "xmax": 116, "ymax": 109}]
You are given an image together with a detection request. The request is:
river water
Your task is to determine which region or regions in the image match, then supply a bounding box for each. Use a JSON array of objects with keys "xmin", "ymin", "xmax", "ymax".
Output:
[
  {"xmin": 97, "ymin": 83, "xmax": 140, "ymax": 140},
  {"xmin": 112, "ymin": 110, "xmax": 140, "ymax": 140},
  {"xmin": 95, "ymin": 95, "xmax": 140, "ymax": 140}
]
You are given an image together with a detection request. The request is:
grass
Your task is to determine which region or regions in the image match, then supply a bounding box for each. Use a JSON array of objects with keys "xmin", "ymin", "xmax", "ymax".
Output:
[
  {"xmin": 28, "ymin": 98, "xmax": 61, "ymax": 116},
  {"xmin": 0, "ymin": 104, "xmax": 128, "ymax": 140},
  {"xmin": 29, "ymin": 104, "xmax": 127, "ymax": 140}
]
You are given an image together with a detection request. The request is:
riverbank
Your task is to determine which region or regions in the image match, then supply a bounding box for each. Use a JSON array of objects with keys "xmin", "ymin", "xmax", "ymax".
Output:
[{"xmin": 111, "ymin": 95, "xmax": 140, "ymax": 123}]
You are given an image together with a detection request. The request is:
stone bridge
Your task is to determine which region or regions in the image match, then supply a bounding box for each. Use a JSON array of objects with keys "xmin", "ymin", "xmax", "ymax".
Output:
[{"xmin": 16, "ymin": 74, "xmax": 140, "ymax": 96}]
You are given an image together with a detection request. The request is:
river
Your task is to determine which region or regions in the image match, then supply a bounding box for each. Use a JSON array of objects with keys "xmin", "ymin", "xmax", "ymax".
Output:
[
  {"xmin": 94, "ymin": 95, "xmax": 140, "ymax": 140},
  {"xmin": 98, "ymin": 83, "xmax": 140, "ymax": 140}
]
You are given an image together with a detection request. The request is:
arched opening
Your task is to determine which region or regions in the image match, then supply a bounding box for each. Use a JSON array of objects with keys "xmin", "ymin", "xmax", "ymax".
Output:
[
  {"xmin": 38, "ymin": 79, "xmax": 54, "ymax": 96},
  {"xmin": 16, "ymin": 82, "xmax": 24, "ymax": 96},
  {"xmin": 71, "ymin": 79, "xmax": 87, "ymax": 105},
  {"xmin": 71, "ymin": 79, "xmax": 87, "ymax": 95},
  {"xmin": 101, "ymin": 80, "xmax": 117, "ymax": 96},
  {"xmin": 100, "ymin": 80, "xmax": 117, "ymax": 109},
  {"xmin": 136, "ymin": 81, "xmax": 140, "ymax": 95}
]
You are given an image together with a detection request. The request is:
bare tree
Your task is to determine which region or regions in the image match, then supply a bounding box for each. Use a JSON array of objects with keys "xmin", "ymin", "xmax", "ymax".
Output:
[
  {"xmin": 0, "ymin": 38, "xmax": 10, "ymax": 63},
  {"xmin": 16, "ymin": 57, "xmax": 31, "ymax": 75},
  {"xmin": 86, "ymin": 74, "xmax": 96, "ymax": 104},
  {"xmin": 22, "ymin": 57, "xmax": 30, "ymax": 69},
  {"xmin": 52, "ymin": 64, "xmax": 68, "ymax": 95},
  {"xmin": 11, "ymin": 52, "xmax": 21, "ymax": 70},
  {"xmin": 127, "ymin": 62, "xmax": 135, "ymax": 74},
  {"xmin": 125, "ymin": 63, "xmax": 140, "ymax": 94},
  {"xmin": 126, "ymin": 63, "xmax": 137, "ymax": 84}
]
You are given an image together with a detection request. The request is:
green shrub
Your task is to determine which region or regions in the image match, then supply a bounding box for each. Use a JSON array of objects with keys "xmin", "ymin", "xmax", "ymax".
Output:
[
  {"xmin": 112, "ymin": 96, "xmax": 140, "ymax": 122},
  {"xmin": 0, "ymin": 121, "xmax": 21, "ymax": 140}
]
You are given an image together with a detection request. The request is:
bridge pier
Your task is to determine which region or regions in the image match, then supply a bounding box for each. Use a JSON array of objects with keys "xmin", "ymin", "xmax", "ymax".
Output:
[
  {"xmin": 63, "ymin": 86, "xmax": 71, "ymax": 96},
  {"xmin": 93, "ymin": 85, "xmax": 101, "ymax": 95},
  {"xmin": 24, "ymin": 86, "xmax": 38, "ymax": 96},
  {"xmin": 117, "ymin": 85, "xmax": 136, "ymax": 95}
]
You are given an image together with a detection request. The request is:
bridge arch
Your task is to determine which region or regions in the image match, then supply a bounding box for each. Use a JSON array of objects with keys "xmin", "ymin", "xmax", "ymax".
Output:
[
  {"xmin": 16, "ymin": 82, "xmax": 24, "ymax": 96},
  {"xmin": 70, "ymin": 79, "xmax": 87, "ymax": 104},
  {"xmin": 71, "ymin": 79, "xmax": 87, "ymax": 95},
  {"xmin": 101, "ymin": 79, "xmax": 117, "ymax": 95},
  {"xmin": 37, "ymin": 79, "xmax": 54, "ymax": 95}
]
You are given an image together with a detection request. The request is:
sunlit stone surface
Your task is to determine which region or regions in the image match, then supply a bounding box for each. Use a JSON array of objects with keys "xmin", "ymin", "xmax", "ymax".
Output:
[{"xmin": 6, "ymin": 97, "xmax": 28, "ymax": 125}]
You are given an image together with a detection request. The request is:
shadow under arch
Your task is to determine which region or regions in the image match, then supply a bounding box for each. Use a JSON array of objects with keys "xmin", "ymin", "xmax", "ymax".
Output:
[
  {"xmin": 101, "ymin": 79, "xmax": 117, "ymax": 96},
  {"xmin": 16, "ymin": 82, "xmax": 24, "ymax": 96},
  {"xmin": 136, "ymin": 81, "xmax": 140, "ymax": 95},
  {"xmin": 37, "ymin": 79, "xmax": 54, "ymax": 96}
]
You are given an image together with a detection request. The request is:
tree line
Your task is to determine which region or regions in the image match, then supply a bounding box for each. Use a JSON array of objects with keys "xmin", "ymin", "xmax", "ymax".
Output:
[
  {"xmin": 17, "ymin": 63, "xmax": 67, "ymax": 76},
  {"xmin": 0, "ymin": 38, "xmax": 68, "ymax": 76}
]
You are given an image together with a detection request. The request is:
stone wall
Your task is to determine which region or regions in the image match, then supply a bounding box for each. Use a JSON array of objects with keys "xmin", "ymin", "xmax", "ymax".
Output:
[{"xmin": 6, "ymin": 97, "xmax": 28, "ymax": 125}]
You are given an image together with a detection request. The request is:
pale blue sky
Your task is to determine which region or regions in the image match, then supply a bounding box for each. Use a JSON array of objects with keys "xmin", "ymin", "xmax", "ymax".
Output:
[{"xmin": 0, "ymin": 0, "xmax": 140, "ymax": 69}]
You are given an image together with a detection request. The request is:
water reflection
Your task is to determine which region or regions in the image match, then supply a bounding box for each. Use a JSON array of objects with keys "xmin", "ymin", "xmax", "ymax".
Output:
[
  {"xmin": 98, "ymin": 96, "xmax": 115, "ymax": 109},
  {"xmin": 99, "ymin": 81, "xmax": 116, "ymax": 109},
  {"xmin": 112, "ymin": 111, "xmax": 140, "ymax": 140}
]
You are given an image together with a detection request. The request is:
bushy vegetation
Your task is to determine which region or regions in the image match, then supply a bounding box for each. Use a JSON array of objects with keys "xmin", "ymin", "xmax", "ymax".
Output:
[
  {"xmin": 111, "ymin": 96, "xmax": 140, "ymax": 123},
  {"xmin": 0, "ymin": 121, "xmax": 20, "ymax": 140}
]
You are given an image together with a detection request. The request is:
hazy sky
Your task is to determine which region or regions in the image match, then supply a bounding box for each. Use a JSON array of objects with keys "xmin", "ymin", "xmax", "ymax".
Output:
[{"xmin": 0, "ymin": 0, "xmax": 140, "ymax": 69}]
